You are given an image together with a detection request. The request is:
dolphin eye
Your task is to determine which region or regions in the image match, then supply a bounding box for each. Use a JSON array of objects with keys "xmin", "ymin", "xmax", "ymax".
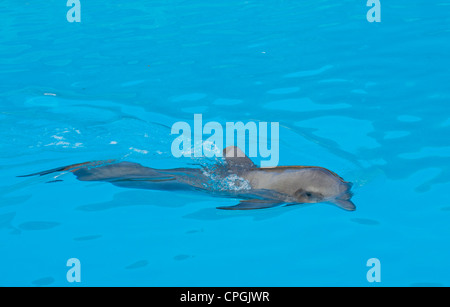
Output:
[{"xmin": 305, "ymin": 192, "xmax": 312, "ymax": 197}]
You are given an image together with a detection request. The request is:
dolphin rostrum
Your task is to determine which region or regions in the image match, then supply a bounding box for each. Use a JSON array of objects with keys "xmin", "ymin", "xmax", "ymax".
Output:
[{"xmin": 19, "ymin": 146, "xmax": 355, "ymax": 211}]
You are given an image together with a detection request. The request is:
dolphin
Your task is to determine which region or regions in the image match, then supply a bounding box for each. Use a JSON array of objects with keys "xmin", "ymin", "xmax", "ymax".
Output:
[{"xmin": 18, "ymin": 146, "xmax": 355, "ymax": 211}]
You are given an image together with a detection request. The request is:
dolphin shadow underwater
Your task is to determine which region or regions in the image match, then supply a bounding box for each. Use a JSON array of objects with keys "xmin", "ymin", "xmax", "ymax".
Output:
[{"xmin": 19, "ymin": 146, "xmax": 356, "ymax": 211}]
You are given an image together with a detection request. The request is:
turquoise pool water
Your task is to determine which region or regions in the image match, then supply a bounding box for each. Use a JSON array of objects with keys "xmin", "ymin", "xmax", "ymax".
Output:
[{"xmin": 0, "ymin": 0, "xmax": 449, "ymax": 286}]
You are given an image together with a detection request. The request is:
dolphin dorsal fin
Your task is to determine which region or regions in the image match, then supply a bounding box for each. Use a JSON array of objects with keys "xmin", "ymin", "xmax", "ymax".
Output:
[{"xmin": 222, "ymin": 146, "xmax": 256, "ymax": 170}]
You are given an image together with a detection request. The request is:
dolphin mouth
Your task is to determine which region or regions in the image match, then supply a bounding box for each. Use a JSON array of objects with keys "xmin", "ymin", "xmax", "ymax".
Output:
[
  {"xmin": 339, "ymin": 191, "xmax": 353, "ymax": 200},
  {"xmin": 329, "ymin": 198, "xmax": 356, "ymax": 211}
]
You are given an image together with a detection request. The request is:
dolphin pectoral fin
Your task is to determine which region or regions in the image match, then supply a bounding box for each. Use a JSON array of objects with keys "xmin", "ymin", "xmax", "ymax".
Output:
[
  {"xmin": 217, "ymin": 199, "xmax": 282, "ymax": 210},
  {"xmin": 330, "ymin": 199, "xmax": 356, "ymax": 211}
]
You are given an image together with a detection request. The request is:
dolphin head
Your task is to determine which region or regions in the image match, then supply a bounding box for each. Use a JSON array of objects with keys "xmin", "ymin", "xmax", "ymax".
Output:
[
  {"xmin": 294, "ymin": 189, "xmax": 325, "ymax": 203},
  {"xmin": 293, "ymin": 180, "xmax": 356, "ymax": 211}
]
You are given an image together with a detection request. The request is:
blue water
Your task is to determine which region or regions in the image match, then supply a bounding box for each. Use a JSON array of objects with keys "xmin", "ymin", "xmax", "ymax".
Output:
[{"xmin": 1, "ymin": 0, "xmax": 449, "ymax": 287}]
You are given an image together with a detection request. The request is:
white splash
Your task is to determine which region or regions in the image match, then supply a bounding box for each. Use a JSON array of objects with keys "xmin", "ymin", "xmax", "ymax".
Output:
[{"xmin": 201, "ymin": 168, "xmax": 251, "ymax": 192}]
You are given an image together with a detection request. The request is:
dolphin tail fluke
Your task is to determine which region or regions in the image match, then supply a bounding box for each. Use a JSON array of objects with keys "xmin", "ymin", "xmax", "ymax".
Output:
[
  {"xmin": 17, "ymin": 160, "xmax": 116, "ymax": 178},
  {"xmin": 17, "ymin": 165, "xmax": 72, "ymax": 177}
]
